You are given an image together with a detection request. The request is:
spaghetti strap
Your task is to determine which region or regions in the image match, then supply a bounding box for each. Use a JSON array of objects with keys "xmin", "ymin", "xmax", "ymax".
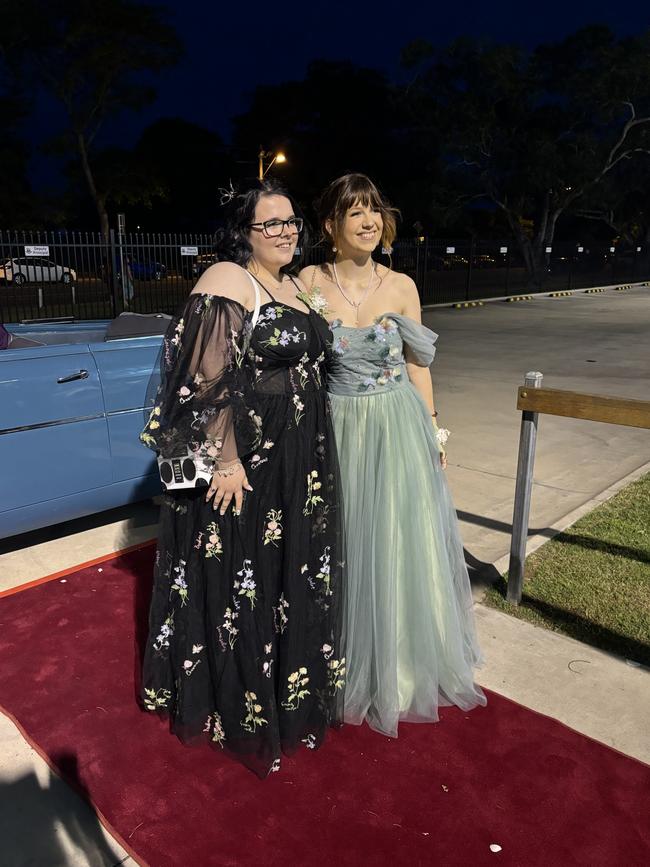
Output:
[
  {"xmin": 245, "ymin": 272, "xmax": 261, "ymax": 328},
  {"xmin": 248, "ymin": 272, "xmax": 277, "ymax": 303}
]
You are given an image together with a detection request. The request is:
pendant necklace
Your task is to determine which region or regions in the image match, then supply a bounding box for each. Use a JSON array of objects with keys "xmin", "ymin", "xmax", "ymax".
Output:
[{"xmin": 332, "ymin": 261, "xmax": 376, "ymax": 325}]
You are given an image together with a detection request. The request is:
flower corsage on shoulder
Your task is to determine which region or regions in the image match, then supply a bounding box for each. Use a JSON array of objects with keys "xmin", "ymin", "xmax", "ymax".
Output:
[{"xmin": 297, "ymin": 285, "xmax": 330, "ymax": 319}]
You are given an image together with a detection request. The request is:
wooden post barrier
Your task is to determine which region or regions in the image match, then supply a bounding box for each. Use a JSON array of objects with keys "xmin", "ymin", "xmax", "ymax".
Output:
[{"xmin": 507, "ymin": 376, "xmax": 650, "ymax": 604}]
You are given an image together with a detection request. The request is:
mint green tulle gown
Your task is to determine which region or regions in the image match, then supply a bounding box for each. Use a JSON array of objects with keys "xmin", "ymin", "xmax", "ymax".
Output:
[{"xmin": 328, "ymin": 313, "xmax": 486, "ymax": 736}]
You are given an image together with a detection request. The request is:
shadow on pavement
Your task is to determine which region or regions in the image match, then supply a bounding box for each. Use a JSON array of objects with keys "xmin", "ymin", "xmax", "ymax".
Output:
[
  {"xmin": 487, "ymin": 577, "xmax": 650, "ymax": 667},
  {"xmin": 459, "ymin": 509, "xmax": 649, "ymax": 565},
  {"xmin": 0, "ymin": 753, "xmax": 127, "ymax": 867}
]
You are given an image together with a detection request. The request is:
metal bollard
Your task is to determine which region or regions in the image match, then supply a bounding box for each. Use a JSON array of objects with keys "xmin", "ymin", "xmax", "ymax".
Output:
[{"xmin": 507, "ymin": 371, "xmax": 544, "ymax": 604}]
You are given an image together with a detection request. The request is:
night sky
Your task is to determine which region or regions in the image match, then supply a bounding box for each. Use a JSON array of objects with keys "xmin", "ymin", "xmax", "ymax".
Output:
[
  {"xmin": 27, "ymin": 0, "xmax": 650, "ymax": 187},
  {"xmin": 144, "ymin": 0, "xmax": 647, "ymax": 138}
]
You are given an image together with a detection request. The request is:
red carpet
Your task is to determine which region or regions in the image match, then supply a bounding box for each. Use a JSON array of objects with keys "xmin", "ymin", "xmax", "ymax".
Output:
[{"xmin": 1, "ymin": 546, "xmax": 649, "ymax": 867}]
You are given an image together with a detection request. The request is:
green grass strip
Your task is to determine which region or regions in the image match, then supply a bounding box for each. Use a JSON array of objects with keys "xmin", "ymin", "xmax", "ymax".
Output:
[{"xmin": 485, "ymin": 473, "xmax": 650, "ymax": 666}]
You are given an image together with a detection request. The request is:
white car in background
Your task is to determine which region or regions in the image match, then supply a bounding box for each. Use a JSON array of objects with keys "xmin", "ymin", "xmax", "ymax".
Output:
[{"xmin": 0, "ymin": 257, "xmax": 77, "ymax": 285}]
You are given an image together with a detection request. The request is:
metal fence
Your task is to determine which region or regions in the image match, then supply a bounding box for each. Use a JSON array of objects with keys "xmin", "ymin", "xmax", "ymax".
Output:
[{"xmin": 1, "ymin": 229, "xmax": 649, "ymax": 323}]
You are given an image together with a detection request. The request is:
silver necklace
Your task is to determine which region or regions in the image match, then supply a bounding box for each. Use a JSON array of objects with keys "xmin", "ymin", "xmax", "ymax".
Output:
[{"xmin": 332, "ymin": 261, "xmax": 376, "ymax": 324}]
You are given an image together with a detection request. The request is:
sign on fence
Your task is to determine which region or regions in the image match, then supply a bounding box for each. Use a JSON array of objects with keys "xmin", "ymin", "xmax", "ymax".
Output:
[
  {"xmin": 25, "ymin": 245, "xmax": 50, "ymax": 257},
  {"xmin": 446, "ymin": 246, "xmax": 456, "ymax": 254},
  {"xmin": 180, "ymin": 246, "xmax": 199, "ymax": 256}
]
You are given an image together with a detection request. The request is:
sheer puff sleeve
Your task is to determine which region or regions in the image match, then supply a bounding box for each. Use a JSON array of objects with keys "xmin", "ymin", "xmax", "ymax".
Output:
[
  {"xmin": 388, "ymin": 313, "xmax": 438, "ymax": 366},
  {"xmin": 140, "ymin": 293, "xmax": 260, "ymax": 471}
]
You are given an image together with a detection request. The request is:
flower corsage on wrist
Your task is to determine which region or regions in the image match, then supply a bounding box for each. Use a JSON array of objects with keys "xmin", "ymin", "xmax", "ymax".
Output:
[{"xmin": 431, "ymin": 410, "xmax": 450, "ymax": 452}]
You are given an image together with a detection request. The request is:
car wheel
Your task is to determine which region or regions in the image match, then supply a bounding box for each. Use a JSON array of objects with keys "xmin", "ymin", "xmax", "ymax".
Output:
[
  {"xmin": 13, "ymin": 273, "xmax": 25, "ymax": 285},
  {"xmin": 62, "ymin": 272, "xmax": 72, "ymax": 284}
]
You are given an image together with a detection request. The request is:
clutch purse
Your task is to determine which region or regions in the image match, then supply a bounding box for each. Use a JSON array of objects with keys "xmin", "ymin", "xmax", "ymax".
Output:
[{"xmin": 157, "ymin": 448, "xmax": 213, "ymax": 491}]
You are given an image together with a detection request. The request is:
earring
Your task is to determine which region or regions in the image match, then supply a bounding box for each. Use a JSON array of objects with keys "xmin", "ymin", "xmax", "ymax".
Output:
[{"xmin": 332, "ymin": 246, "xmax": 337, "ymax": 253}]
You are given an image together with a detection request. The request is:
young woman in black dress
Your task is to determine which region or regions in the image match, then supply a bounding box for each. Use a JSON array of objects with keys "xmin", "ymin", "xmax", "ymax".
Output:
[{"xmin": 140, "ymin": 181, "xmax": 345, "ymax": 777}]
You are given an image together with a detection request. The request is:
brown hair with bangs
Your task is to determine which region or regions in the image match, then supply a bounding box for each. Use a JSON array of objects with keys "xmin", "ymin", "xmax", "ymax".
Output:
[{"xmin": 316, "ymin": 173, "xmax": 400, "ymax": 259}]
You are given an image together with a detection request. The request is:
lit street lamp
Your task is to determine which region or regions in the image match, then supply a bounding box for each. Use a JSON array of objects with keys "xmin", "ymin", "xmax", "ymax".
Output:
[{"xmin": 258, "ymin": 147, "xmax": 287, "ymax": 180}]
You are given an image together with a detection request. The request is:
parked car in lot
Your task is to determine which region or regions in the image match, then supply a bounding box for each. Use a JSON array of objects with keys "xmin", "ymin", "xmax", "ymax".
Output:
[
  {"xmin": 179, "ymin": 252, "xmax": 216, "ymax": 280},
  {"xmin": 0, "ymin": 257, "xmax": 77, "ymax": 285},
  {"xmin": 0, "ymin": 315, "xmax": 168, "ymax": 539},
  {"xmin": 127, "ymin": 259, "xmax": 167, "ymax": 280}
]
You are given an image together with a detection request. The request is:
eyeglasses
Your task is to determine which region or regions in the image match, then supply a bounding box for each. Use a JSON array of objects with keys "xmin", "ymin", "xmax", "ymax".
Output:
[{"xmin": 249, "ymin": 217, "xmax": 303, "ymax": 237}]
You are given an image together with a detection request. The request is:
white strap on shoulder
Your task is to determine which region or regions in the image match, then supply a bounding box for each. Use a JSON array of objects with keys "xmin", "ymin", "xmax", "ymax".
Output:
[{"xmin": 246, "ymin": 271, "xmax": 261, "ymax": 328}]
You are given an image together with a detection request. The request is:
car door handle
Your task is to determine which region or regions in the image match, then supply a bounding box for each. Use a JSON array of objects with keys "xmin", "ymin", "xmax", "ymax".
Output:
[{"xmin": 57, "ymin": 369, "xmax": 89, "ymax": 383}]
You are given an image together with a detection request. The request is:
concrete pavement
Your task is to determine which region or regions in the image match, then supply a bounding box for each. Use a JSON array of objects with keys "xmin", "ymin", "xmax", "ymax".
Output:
[{"xmin": 423, "ymin": 285, "xmax": 650, "ymax": 572}]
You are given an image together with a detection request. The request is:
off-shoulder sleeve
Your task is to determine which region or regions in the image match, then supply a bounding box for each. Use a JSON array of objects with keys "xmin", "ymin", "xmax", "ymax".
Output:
[
  {"xmin": 140, "ymin": 294, "xmax": 260, "ymax": 468},
  {"xmin": 388, "ymin": 313, "xmax": 438, "ymax": 366}
]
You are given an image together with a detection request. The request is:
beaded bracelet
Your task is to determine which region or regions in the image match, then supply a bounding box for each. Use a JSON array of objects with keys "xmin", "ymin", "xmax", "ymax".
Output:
[{"xmin": 215, "ymin": 461, "xmax": 243, "ymax": 478}]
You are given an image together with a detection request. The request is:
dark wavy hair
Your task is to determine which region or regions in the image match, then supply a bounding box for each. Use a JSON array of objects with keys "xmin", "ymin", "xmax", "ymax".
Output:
[{"xmin": 214, "ymin": 178, "xmax": 308, "ymax": 272}]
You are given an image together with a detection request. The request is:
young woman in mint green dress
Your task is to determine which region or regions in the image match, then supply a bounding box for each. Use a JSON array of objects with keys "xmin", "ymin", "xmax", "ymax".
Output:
[{"xmin": 300, "ymin": 173, "xmax": 485, "ymax": 737}]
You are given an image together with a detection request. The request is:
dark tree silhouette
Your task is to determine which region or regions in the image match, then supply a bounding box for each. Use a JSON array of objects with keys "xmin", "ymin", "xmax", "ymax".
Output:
[
  {"xmin": 0, "ymin": 0, "xmax": 182, "ymax": 236},
  {"xmin": 403, "ymin": 27, "xmax": 650, "ymax": 286}
]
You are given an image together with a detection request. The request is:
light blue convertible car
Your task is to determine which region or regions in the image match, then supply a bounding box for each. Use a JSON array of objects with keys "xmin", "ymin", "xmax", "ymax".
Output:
[{"xmin": 0, "ymin": 316, "xmax": 167, "ymax": 540}]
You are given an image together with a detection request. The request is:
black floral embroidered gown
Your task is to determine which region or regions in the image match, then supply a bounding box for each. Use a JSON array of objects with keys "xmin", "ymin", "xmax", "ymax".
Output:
[{"xmin": 140, "ymin": 283, "xmax": 345, "ymax": 777}]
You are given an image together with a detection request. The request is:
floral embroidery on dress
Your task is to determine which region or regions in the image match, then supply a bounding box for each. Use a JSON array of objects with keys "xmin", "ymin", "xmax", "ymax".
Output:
[
  {"xmin": 228, "ymin": 327, "xmax": 245, "ymax": 368},
  {"xmin": 295, "ymin": 353, "xmax": 310, "ymax": 389},
  {"xmin": 249, "ymin": 453, "xmax": 268, "ymax": 471},
  {"xmin": 260, "ymin": 325, "xmax": 306, "ymax": 348},
  {"xmin": 152, "ymin": 612, "xmax": 174, "ymax": 652},
  {"xmin": 248, "ymin": 409, "xmax": 263, "ymax": 448},
  {"xmin": 170, "ymin": 318, "xmax": 185, "ymax": 347},
  {"xmin": 273, "ymin": 593, "xmax": 289, "ymax": 634},
  {"xmin": 170, "ymin": 560, "xmax": 188, "ymax": 606},
  {"xmin": 183, "ymin": 657, "xmax": 201, "ymax": 676},
  {"xmin": 305, "ymin": 548, "xmax": 334, "ymax": 610},
  {"xmin": 314, "ymin": 433, "xmax": 326, "ymax": 461},
  {"xmin": 315, "ymin": 547, "xmax": 332, "ymax": 596},
  {"xmin": 369, "ymin": 316, "xmax": 398, "ymax": 342},
  {"xmin": 312, "ymin": 503, "xmax": 331, "ymax": 537},
  {"xmin": 262, "ymin": 643, "xmax": 274, "ymax": 679},
  {"xmin": 144, "ymin": 687, "xmax": 172, "ymax": 712},
  {"xmin": 263, "ymin": 509, "xmax": 283, "ymax": 546},
  {"xmin": 327, "ymin": 657, "xmax": 346, "ymax": 692},
  {"xmin": 303, "ymin": 470, "xmax": 324, "ymax": 515},
  {"xmin": 332, "ymin": 335, "xmax": 350, "ymax": 356},
  {"xmin": 177, "ymin": 384, "xmax": 194, "ymax": 404},
  {"xmin": 203, "ymin": 711, "xmax": 226, "ymax": 746},
  {"xmin": 312, "ymin": 352, "xmax": 325, "ymax": 386},
  {"xmin": 302, "ymin": 733, "xmax": 317, "ymax": 749},
  {"xmin": 359, "ymin": 366, "xmax": 403, "ymax": 392},
  {"xmin": 235, "ymin": 559, "xmax": 256, "ymax": 609},
  {"xmin": 241, "ymin": 691, "xmax": 268, "ymax": 732},
  {"xmin": 256, "ymin": 305, "xmax": 287, "ymax": 325},
  {"xmin": 140, "ymin": 405, "xmax": 161, "ymax": 447},
  {"xmin": 282, "ymin": 667, "xmax": 310, "ymax": 710},
  {"xmin": 292, "ymin": 394, "xmax": 305, "ymax": 426},
  {"xmin": 204, "ymin": 521, "xmax": 223, "ymax": 559},
  {"xmin": 217, "ymin": 601, "xmax": 240, "ymax": 651}
]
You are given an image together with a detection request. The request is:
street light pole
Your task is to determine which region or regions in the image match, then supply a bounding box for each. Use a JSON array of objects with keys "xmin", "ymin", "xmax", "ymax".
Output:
[{"xmin": 258, "ymin": 147, "xmax": 287, "ymax": 180}]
